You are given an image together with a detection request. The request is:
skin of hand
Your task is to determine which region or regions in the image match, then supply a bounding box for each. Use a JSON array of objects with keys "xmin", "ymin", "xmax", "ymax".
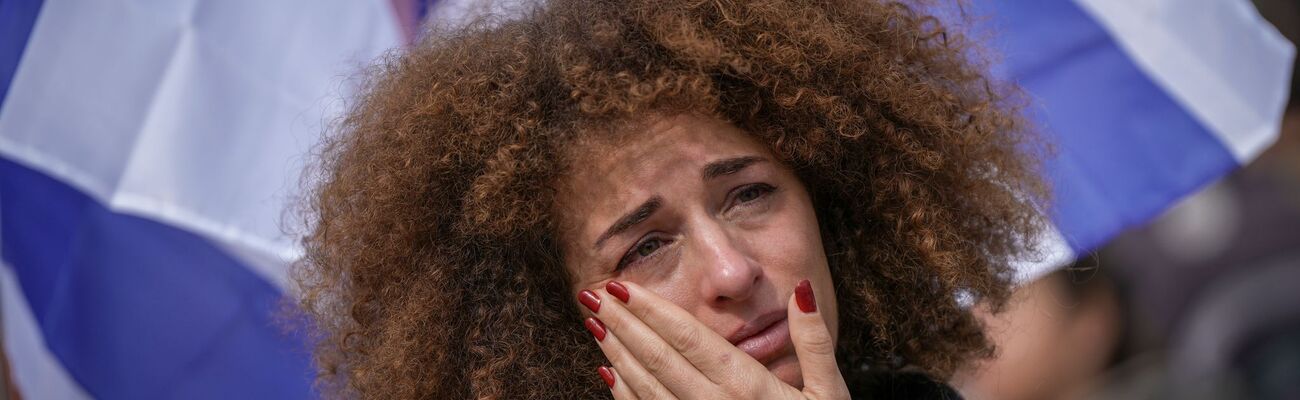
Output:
[{"xmin": 578, "ymin": 280, "xmax": 849, "ymax": 399}]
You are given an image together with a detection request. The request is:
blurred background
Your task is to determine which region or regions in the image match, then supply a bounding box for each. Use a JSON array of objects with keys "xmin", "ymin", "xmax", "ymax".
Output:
[
  {"xmin": 955, "ymin": 2, "xmax": 1300, "ymax": 399},
  {"xmin": 0, "ymin": 0, "xmax": 1295, "ymax": 399}
]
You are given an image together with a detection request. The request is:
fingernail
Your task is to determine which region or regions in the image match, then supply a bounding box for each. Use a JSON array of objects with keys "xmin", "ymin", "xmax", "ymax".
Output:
[
  {"xmin": 578, "ymin": 290, "xmax": 601, "ymax": 313},
  {"xmin": 597, "ymin": 366, "xmax": 616, "ymax": 388},
  {"xmin": 795, "ymin": 279, "xmax": 817, "ymax": 313},
  {"xmin": 584, "ymin": 317, "xmax": 607, "ymax": 341},
  {"xmin": 606, "ymin": 281, "xmax": 629, "ymax": 303}
]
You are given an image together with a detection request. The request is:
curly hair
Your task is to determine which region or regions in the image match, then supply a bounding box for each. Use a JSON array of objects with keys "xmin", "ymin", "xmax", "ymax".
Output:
[{"xmin": 292, "ymin": 0, "xmax": 1049, "ymax": 398}]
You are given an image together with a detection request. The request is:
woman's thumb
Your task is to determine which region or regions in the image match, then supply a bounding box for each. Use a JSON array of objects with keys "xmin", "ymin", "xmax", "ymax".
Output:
[{"xmin": 787, "ymin": 279, "xmax": 848, "ymax": 399}]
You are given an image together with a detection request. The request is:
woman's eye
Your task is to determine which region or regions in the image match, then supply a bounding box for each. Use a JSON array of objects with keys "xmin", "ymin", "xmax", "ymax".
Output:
[
  {"xmin": 737, "ymin": 186, "xmax": 764, "ymax": 202},
  {"xmin": 732, "ymin": 183, "xmax": 776, "ymax": 206},
  {"xmin": 617, "ymin": 237, "xmax": 669, "ymax": 270},
  {"xmin": 636, "ymin": 239, "xmax": 662, "ymax": 256}
]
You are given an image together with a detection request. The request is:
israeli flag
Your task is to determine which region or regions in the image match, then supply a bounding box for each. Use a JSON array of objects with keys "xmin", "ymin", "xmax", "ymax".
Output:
[
  {"xmin": 0, "ymin": 0, "xmax": 1291, "ymax": 399},
  {"xmin": 982, "ymin": 0, "xmax": 1296, "ymax": 280}
]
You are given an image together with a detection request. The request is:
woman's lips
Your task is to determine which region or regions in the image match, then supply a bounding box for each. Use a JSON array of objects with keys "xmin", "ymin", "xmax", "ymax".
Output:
[{"xmin": 728, "ymin": 311, "xmax": 792, "ymax": 364}]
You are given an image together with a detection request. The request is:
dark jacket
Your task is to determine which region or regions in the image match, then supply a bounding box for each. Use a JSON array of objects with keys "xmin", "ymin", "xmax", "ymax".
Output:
[{"xmin": 846, "ymin": 371, "xmax": 964, "ymax": 399}]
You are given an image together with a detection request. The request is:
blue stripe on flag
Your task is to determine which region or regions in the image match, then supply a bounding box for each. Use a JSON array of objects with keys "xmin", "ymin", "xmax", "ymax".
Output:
[
  {"xmin": 987, "ymin": 0, "xmax": 1240, "ymax": 253},
  {"xmin": 0, "ymin": 0, "xmax": 42, "ymax": 107},
  {"xmin": 416, "ymin": 0, "xmax": 431, "ymax": 23},
  {"xmin": 0, "ymin": 158, "xmax": 313, "ymax": 400}
]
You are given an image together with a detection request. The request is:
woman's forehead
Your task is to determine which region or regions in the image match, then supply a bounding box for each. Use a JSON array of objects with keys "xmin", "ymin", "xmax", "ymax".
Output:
[
  {"xmin": 573, "ymin": 114, "xmax": 764, "ymax": 166},
  {"xmin": 553, "ymin": 114, "xmax": 779, "ymax": 245},
  {"xmin": 561, "ymin": 114, "xmax": 771, "ymax": 194}
]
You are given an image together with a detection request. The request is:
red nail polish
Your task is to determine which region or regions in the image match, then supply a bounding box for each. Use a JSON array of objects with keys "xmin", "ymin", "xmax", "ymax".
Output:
[
  {"xmin": 598, "ymin": 366, "xmax": 616, "ymax": 388},
  {"xmin": 584, "ymin": 317, "xmax": 607, "ymax": 341},
  {"xmin": 606, "ymin": 281, "xmax": 629, "ymax": 303},
  {"xmin": 578, "ymin": 290, "xmax": 601, "ymax": 313},
  {"xmin": 795, "ymin": 279, "xmax": 817, "ymax": 313}
]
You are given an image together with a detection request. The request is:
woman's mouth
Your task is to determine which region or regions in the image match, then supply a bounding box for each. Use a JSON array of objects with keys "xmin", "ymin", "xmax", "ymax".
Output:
[{"xmin": 727, "ymin": 310, "xmax": 792, "ymax": 364}]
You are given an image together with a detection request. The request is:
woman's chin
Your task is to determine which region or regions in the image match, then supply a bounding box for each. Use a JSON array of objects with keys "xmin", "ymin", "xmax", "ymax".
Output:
[{"xmin": 766, "ymin": 352, "xmax": 805, "ymax": 388}]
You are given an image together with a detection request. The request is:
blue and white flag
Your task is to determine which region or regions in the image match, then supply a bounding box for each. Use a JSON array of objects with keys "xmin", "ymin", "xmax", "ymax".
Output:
[
  {"xmin": 0, "ymin": 0, "xmax": 404, "ymax": 398},
  {"xmin": 978, "ymin": 0, "xmax": 1296, "ymax": 280},
  {"xmin": 0, "ymin": 0, "xmax": 1292, "ymax": 398}
]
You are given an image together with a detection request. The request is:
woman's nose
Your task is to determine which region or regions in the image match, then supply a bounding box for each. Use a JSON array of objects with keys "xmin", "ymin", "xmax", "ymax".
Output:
[{"xmin": 693, "ymin": 222, "xmax": 762, "ymax": 305}]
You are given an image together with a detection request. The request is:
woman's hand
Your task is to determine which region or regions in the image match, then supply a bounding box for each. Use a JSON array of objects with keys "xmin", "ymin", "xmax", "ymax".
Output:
[{"xmin": 577, "ymin": 280, "xmax": 849, "ymax": 400}]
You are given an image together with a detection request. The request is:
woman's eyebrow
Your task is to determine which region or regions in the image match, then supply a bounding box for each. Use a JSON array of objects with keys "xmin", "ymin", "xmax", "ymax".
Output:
[
  {"xmin": 594, "ymin": 196, "xmax": 662, "ymax": 249},
  {"xmin": 702, "ymin": 155, "xmax": 766, "ymax": 181},
  {"xmin": 592, "ymin": 156, "xmax": 767, "ymax": 250}
]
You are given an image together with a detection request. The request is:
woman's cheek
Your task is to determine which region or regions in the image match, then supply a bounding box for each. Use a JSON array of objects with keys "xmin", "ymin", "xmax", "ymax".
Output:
[
  {"xmin": 755, "ymin": 207, "xmax": 823, "ymax": 275},
  {"xmin": 616, "ymin": 246, "xmax": 706, "ymax": 310}
]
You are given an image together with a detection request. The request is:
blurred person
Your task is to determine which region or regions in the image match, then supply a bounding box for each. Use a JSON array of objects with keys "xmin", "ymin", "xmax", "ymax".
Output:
[
  {"xmin": 1096, "ymin": 2, "xmax": 1300, "ymax": 397},
  {"xmin": 956, "ymin": 106, "xmax": 1300, "ymax": 400},
  {"xmin": 289, "ymin": 0, "xmax": 1051, "ymax": 398},
  {"xmin": 956, "ymin": 2, "xmax": 1300, "ymax": 399},
  {"xmin": 953, "ymin": 267, "xmax": 1128, "ymax": 400},
  {"xmin": 1091, "ymin": 107, "xmax": 1300, "ymax": 400}
]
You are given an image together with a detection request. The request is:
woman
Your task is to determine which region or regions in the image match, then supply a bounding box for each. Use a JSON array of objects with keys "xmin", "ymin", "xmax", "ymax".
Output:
[{"xmin": 294, "ymin": 0, "xmax": 1048, "ymax": 398}]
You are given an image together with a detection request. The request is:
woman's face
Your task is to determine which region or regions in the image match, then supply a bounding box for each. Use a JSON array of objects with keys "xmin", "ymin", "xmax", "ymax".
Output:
[{"xmin": 557, "ymin": 113, "xmax": 839, "ymax": 387}]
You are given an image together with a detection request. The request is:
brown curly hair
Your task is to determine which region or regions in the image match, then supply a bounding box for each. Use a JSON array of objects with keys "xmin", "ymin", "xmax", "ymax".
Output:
[{"xmin": 292, "ymin": 0, "xmax": 1049, "ymax": 398}]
